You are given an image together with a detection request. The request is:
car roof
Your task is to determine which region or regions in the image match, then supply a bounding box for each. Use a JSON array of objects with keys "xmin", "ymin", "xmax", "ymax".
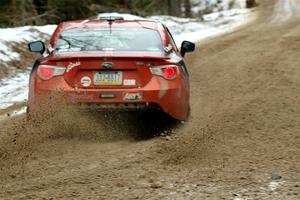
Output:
[{"xmin": 62, "ymin": 19, "xmax": 161, "ymax": 31}]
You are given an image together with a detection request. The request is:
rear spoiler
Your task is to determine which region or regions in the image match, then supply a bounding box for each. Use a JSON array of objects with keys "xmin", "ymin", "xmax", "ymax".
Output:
[{"xmin": 47, "ymin": 51, "xmax": 171, "ymax": 61}]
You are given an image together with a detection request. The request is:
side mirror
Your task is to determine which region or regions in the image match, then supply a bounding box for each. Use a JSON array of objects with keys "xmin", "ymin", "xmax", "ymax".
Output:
[
  {"xmin": 180, "ymin": 41, "xmax": 195, "ymax": 57},
  {"xmin": 28, "ymin": 41, "xmax": 45, "ymax": 55}
]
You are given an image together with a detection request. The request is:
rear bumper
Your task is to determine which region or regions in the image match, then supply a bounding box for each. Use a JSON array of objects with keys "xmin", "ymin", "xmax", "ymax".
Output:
[{"xmin": 30, "ymin": 76, "xmax": 189, "ymax": 120}]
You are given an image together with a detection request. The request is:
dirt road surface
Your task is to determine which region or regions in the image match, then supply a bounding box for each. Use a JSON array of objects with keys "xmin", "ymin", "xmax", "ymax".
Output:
[{"xmin": 1, "ymin": 0, "xmax": 300, "ymax": 199}]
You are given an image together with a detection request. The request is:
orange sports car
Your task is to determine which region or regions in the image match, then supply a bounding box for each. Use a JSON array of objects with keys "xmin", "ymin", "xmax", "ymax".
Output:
[{"xmin": 28, "ymin": 17, "xmax": 195, "ymax": 121}]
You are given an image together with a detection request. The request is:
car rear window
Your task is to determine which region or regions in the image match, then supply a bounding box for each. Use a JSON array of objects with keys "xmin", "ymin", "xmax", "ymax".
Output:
[{"xmin": 55, "ymin": 27, "xmax": 163, "ymax": 52}]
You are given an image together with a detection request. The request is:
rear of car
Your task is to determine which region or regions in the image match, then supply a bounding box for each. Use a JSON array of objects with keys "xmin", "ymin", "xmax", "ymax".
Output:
[{"xmin": 28, "ymin": 18, "xmax": 194, "ymax": 121}]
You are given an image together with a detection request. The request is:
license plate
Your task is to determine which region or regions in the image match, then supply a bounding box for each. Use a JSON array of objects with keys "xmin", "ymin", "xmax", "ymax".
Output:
[{"xmin": 94, "ymin": 71, "xmax": 122, "ymax": 86}]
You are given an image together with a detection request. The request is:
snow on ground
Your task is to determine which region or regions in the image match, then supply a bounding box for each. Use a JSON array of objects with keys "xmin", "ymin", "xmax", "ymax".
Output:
[
  {"xmin": 191, "ymin": 0, "xmax": 246, "ymax": 14},
  {"xmin": 98, "ymin": 8, "xmax": 254, "ymax": 46},
  {"xmin": 0, "ymin": 25, "xmax": 56, "ymax": 63},
  {"xmin": 0, "ymin": 1, "xmax": 255, "ymax": 117},
  {"xmin": 0, "ymin": 70, "xmax": 30, "ymax": 109}
]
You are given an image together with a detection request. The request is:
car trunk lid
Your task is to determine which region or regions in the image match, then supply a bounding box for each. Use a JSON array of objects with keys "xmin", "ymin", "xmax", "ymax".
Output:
[{"xmin": 46, "ymin": 51, "xmax": 171, "ymax": 89}]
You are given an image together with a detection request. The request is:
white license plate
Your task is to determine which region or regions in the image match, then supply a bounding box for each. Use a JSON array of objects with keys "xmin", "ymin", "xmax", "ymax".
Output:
[{"xmin": 94, "ymin": 71, "xmax": 122, "ymax": 86}]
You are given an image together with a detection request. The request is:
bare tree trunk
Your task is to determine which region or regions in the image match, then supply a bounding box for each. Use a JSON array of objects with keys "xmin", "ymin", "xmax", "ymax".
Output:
[
  {"xmin": 159, "ymin": 0, "xmax": 169, "ymax": 15},
  {"xmin": 10, "ymin": 0, "xmax": 39, "ymax": 26},
  {"xmin": 168, "ymin": 0, "xmax": 182, "ymax": 16},
  {"xmin": 246, "ymin": 0, "xmax": 257, "ymax": 8},
  {"xmin": 11, "ymin": 0, "xmax": 18, "ymax": 26},
  {"xmin": 177, "ymin": 0, "xmax": 182, "ymax": 16},
  {"xmin": 167, "ymin": 0, "xmax": 172, "ymax": 16},
  {"xmin": 184, "ymin": 0, "xmax": 191, "ymax": 17}
]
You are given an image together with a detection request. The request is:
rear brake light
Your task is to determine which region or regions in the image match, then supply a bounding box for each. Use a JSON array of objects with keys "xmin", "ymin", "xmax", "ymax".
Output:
[
  {"xmin": 38, "ymin": 65, "xmax": 66, "ymax": 80},
  {"xmin": 150, "ymin": 65, "xmax": 178, "ymax": 80},
  {"xmin": 162, "ymin": 67, "xmax": 177, "ymax": 79},
  {"xmin": 40, "ymin": 67, "xmax": 54, "ymax": 80}
]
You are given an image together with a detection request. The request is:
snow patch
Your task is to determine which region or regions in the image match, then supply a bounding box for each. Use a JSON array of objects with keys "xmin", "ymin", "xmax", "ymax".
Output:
[
  {"xmin": 0, "ymin": 71, "xmax": 30, "ymax": 109},
  {"xmin": 268, "ymin": 181, "xmax": 285, "ymax": 191},
  {"xmin": 0, "ymin": 25, "xmax": 56, "ymax": 64},
  {"xmin": 233, "ymin": 197, "xmax": 244, "ymax": 200},
  {"xmin": 0, "ymin": 106, "xmax": 27, "ymax": 121},
  {"xmin": 191, "ymin": 0, "xmax": 246, "ymax": 14}
]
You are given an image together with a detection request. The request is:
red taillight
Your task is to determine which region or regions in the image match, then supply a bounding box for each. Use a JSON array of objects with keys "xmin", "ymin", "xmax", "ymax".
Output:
[
  {"xmin": 40, "ymin": 67, "xmax": 54, "ymax": 80},
  {"xmin": 162, "ymin": 67, "xmax": 177, "ymax": 79},
  {"xmin": 150, "ymin": 65, "xmax": 178, "ymax": 80},
  {"xmin": 38, "ymin": 65, "xmax": 66, "ymax": 80}
]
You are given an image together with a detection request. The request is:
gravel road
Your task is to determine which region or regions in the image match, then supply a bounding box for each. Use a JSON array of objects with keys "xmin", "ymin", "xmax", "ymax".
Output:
[{"xmin": 0, "ymin": 0, "xmax": 300, "ymax": 199}]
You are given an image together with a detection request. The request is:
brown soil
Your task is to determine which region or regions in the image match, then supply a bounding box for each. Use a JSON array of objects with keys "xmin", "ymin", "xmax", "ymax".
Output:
[{"xmin": 0, "ymin": 0, "xmax": 300, "ymax": 199}]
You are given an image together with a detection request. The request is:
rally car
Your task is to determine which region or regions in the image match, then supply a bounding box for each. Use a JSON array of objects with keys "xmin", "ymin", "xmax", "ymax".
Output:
[{"xmin": 27, "ymin": 17, "xmax": 195, "ymax": 121}]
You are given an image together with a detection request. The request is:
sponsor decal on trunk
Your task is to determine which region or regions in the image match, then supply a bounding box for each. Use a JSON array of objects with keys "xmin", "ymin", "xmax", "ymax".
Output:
[
  {"xmin": 66, "ymin": 61, "xmax": 81, "ymax": 72},
  {"xmin": 123, "ymin": 79, "xmax": 136, "ymax": 86},
  {"xmin": 124, "ymin": 92, "xmax": 142, "ymax": 101},
  {"xmin": 101, "ymin": 62, "xmax": 114, "ymax": 69},
  {"xmin": 81, "ymin": 76, "xmax": 92, "ymax": 87}
]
